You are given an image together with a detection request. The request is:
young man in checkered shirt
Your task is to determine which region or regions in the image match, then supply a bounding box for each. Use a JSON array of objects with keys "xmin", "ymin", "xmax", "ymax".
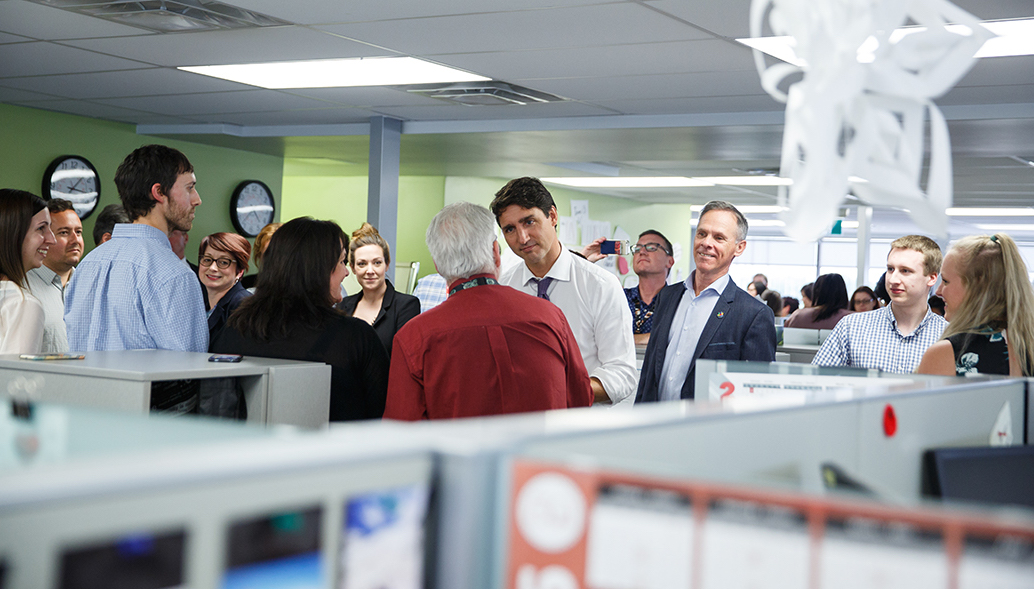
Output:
[{"xmin": 812, "ymin": 235, "xmax": 948, "ymax": 374}]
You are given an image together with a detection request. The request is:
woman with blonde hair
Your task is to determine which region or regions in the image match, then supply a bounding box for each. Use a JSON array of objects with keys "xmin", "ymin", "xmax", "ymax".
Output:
[
  {"xmin": 337, "ymin": 222, "xmax": 419, "ymax": 357},
  {"xmin": 917, "ymin": 234, "xmax": 1034, "ymax": 376},
  {"xmin": 0, "ymin": 189, "xmax": 55, "ymax": 354}
]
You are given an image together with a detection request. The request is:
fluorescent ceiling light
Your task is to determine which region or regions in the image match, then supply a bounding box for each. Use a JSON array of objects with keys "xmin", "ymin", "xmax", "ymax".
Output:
[
  {"xmin": 975, "ymin": 224, "xmax": 1034, "ymax": 231},
  {"xmin": 179, "ymin": 57, "xmax": 488, "ymax": 89},
  {"xmin": 541, "ymin": 177, "xmax": 714, "ymax": 188},
  {"xmin": 947, "ymin": 207, "xmax": 1034, "ymax": 216},
  {"xmin": 841, "ymin": 220, "xmax": 860, "ymax": 229},
  {"xmin": 737, "ymin": 18, "xmax": 1034, "ymax": 65},
  {"xmin": 747, "ymin": 219, "xmax": 786, "ymax": 227}
]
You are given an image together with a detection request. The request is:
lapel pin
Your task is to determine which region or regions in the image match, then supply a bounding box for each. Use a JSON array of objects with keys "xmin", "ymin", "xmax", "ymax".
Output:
[{"xmin": 717, "ymin": 311, "xmax": 725, "ymax": 318}]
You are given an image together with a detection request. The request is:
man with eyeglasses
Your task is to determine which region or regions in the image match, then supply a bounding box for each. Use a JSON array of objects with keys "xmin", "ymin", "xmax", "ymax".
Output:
[{"xmin": 625, "ymin": 230, "xmax": 675, "ymax": 345}]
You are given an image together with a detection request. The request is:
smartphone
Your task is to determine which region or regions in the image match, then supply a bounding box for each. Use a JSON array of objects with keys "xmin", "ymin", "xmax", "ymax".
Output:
[
  {"xmin": 208, "ymin": 354, "xmax": 243, "ymax": 363},
  {"xmin": 599, "ymin": 240, "xmax": 624, "ymax": 255},
  {"xmin": 19, "ymin": 354, "xmax": 85, "ymax": 361}
]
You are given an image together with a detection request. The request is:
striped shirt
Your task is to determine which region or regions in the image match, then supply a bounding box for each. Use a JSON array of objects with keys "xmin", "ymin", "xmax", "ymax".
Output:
[{"xmin": 812, "ymin": 304, "xmax": 947, "ymax": 374}]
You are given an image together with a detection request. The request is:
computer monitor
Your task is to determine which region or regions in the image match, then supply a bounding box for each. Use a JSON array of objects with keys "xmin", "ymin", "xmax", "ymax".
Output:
[{"xmin": 922, "ymin": 445, "xmax": 1034, "ymax": 509}]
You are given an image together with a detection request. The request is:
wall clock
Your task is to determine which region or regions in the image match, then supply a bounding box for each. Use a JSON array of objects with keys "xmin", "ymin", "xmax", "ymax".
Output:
[
  {"xmin": 230, "ymin": 180, "xmax": 276, "ymax": 238},
  {"xmin": 41, "ymin": 155, "xmax": 101, "ymax": 220}
]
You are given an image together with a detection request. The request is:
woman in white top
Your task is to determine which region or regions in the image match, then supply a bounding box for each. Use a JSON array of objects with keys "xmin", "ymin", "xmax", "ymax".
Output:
[{"xmin": 0, "ymin": 189, "xmax": 56, "ymax": 354}]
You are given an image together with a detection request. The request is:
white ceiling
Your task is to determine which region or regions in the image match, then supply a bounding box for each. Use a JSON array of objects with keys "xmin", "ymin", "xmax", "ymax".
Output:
[{"xmin": 1, "ymin": 0, "xmax": 1033, "ymax": 238}]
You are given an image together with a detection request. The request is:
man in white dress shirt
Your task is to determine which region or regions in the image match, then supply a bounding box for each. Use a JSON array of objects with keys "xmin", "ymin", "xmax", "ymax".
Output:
[
  {"xmin": 25, "ymin": 198, "xmax": 83, "ymax": 353},
  {"xmin": 490, "ymin": 177, "xmax": 637, "ymax": 406}
]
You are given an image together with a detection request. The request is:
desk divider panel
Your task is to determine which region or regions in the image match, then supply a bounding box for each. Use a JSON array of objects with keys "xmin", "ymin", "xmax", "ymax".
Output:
[{"xmin": 503, "ymin": 458, "xmax": 1034, "ymax": 589}]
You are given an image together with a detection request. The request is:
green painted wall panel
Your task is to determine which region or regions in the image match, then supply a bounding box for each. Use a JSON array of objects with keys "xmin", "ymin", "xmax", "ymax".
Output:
[{"xmin": 0, "ymin": 103, "xmax": 283, "ymax": 270}]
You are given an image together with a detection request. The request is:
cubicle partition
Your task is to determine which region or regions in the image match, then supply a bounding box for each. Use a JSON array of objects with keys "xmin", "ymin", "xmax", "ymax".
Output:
[
  {"xmin": 0, "ymin": 404, "xmax": 435, "ymax": 589},
  {"xmin": 0, "ymin": 350, "xmax": 332, "ymax": 427}
]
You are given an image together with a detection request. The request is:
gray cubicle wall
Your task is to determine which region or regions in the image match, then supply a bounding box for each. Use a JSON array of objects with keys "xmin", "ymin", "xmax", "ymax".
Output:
[
  {"xmin": 0, "ymin": 350, "xmax": 332, "ymax": 427},
  {"xmin": 514, "ymin": 378, "xmax": 1025, "ymax": 501},
  {"xmin": 0, "ymin": 404, "xmax": 435, "ymax": 589}
]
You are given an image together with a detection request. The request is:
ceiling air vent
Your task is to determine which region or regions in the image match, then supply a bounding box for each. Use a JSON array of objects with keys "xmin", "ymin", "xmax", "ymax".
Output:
[
  {"xmin": 405, "ymin": 82, "xmax": 567, "ymax": 106},
  {"xmin": 27, "ymin": 0, "xmax": 290, "ymax": 33}
]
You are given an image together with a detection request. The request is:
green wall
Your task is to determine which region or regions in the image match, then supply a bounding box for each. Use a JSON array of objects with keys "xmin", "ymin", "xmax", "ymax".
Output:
[
  {"xmin": 0, "ymin": 103, "xmax": 283, "ymax": 270},
  {"xmin": 280, "ymin": 174, "xmax": 446, "ymax": 294}
]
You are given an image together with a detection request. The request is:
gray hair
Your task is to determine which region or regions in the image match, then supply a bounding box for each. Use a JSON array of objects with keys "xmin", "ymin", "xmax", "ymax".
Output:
[
  {"xmin": 700, "ymin": 200, "xmax": 748, "ymax": 241},
  {"xmin": 426, "ymin": 202, "xmax": 498, "ymax": 283}
]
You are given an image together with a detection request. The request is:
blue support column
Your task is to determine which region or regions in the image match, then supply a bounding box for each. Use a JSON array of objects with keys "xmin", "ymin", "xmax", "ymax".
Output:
[{"xmin": 368, "ymin": 116, "xmax": 402, "ymax": 282}]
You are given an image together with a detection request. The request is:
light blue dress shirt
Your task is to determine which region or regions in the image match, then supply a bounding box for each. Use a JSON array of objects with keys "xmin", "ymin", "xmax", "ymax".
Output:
[
  {"xmin": 65, "ymin": 223, "xmax": 208, "ymax": 352},
  {"xmin": 658, "ymin": 272, "xmax": 731, "ymax": 401}
]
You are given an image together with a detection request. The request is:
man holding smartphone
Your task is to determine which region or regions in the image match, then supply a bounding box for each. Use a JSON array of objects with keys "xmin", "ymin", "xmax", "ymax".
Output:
[
  {"xmin": 492, "ymin": 177, "xmax": 637, "ymax": 407},
  {"xmin": 624, "ymin": 230, "xmax": 675, "ymax": 345}
]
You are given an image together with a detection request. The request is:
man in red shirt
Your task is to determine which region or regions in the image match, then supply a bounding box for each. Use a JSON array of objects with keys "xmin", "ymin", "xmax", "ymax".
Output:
[{"xmin": 384, "ymin": 202, "xmax": 593, "ymax": 420}]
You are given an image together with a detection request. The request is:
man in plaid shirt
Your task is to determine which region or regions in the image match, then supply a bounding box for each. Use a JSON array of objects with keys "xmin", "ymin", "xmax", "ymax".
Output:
[{"xmin": 813, "ymin": 235, "xmax": 948, "ymax": 374}]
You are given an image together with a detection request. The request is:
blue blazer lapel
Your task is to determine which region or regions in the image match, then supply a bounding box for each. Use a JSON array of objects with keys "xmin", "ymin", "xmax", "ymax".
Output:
[{"xmin": 691, "ymin": 280, "xmax": 737, "ymax": 364}]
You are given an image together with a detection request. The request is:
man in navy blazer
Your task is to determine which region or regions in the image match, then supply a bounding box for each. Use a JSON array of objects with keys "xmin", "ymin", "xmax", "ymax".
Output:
[{"xmin": 636, "ymin": 201, "xmax": 777, "ymax": 403}]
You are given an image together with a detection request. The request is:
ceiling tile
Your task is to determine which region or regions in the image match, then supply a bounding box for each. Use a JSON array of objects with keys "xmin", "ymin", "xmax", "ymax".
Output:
[
  {"xmin": 0, "ymin": 83, "xmax": 62, "ymax": 102},
  {"xmin": 316, "ymin": 4, "xmax": 710, "ymax": 56},
  {"xmin": 371, "ymin": 101, "xmax": 619, "ymax": 121},
  {"xmin": 0, "ymin": 41, "xmax": 146, "ymax": 77},
  {"xmin": 941, "ymin": 84, "xmax": 1034, "ymax": 106},
  {"xmin": 592, "ymin": 94, "xmax": 782, "ymax": 115},
  {"xmin": 0, "ymin": 31, "xmax": 32, "ymax": 43},
  {"xmin": 441, "ymin": 39, "xmax": 755, "ymax": 81},
  {"xmin": 646, "ymin": 0, "xmax": 754, "ymax": 38},
  {"xmin": 522, "ymin": 70, "xmax": 765, "ymax": 101},
  {"xmin": 194, "ymin": 108, "xmax": 379, "ymax": 126},
  {"xmin": 63, "ymin": 26, "xmax": 387, "ymax": 67},
  {"xmin": 95, "ymin": 89, "xmax": 335, "ymax": 116},
  {"xmin": 0, "ymin": 1, "xmax": 148, "ymax": 40},
  {"xmin": 957, "ymin": 56, "xmax": 1034, "ymax": 88},
  {"xmin": 229, "ymin": 0, "xmax": 611, "ymax": 25},
  {"xmin": 0, "ymin": 67, "xmax": 254, "ymax": 99},
  {"xmin": 283, "ymin": 86, "xmax": 443, "ymax": 108},
  {"xmin": 11, "ymin": 99, "xmax": 177, "ymax": 124}
]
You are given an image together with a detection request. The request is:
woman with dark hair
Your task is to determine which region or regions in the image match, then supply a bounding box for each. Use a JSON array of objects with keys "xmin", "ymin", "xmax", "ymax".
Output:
[
  {"xmin": 849, "ymin": 286, "xmax": 881, "ymax": 312},
  {"xmin": 785, "ymin": 273, "xmax": 851, "ymax": 329},
  {"xmin": 918, "ymin": 234, "xmax": 1034, "ymax": 376},
  {"xmin": 337, "ymin": 222, "xmax": 420, "ymax": 357},
  {"xmin": 198, "ymin": 232, "xmax": 251, "ymax": 341},
  {"xmin": 211, "ymin": 217, "xmax": 389, "ymax": 421},
  {"xmin": 800, "ymin": 282, "xmax": 814, "ymax": 308},
  {"xmin": 0, "ymin": 189, "xmax": 55, "ymax": 354}
]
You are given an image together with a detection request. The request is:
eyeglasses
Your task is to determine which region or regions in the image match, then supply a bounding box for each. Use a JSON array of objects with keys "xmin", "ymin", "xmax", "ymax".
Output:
[
  {"xmin": 853, "ymin": 297, "xmax": 874, "ymax": 305},
  {"xmin": 200, "ymin": 256, "xmax": 235, "ymax": 269},
  {"xmin": 630, "ymin": 243, "xmax": 671, "ymax": 255}
]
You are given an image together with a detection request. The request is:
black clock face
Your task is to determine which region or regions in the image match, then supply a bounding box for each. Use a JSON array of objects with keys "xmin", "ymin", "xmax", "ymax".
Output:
[
  {"xmin": 42, "ymin": 155, "xmax": 100, "ymax": 220},
  {"xmin": 231, "ymin": 180, "xmax": 276, "ymax": 237}
]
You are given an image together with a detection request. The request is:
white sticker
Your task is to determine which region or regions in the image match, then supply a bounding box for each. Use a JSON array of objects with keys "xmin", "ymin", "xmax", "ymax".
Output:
[
  {"xmin": 989, "ymin": 401, "xmax": 1013, "ymax": 446},
  {"xmin": 515, "ymin": 472, "xmax": 587, "ymax": 553}
]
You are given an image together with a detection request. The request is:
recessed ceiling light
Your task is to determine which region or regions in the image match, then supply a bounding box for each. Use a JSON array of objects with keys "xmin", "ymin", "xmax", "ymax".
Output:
[
  {"xmin": 541, "ymin": 177, "xmax": 714, "ymax": 188},
  {"xmin": 947, "ymin": 207, "xmax": 1034, "ymax": 216},
  {"xmin": 737, "ymin": 18, "xmax": 1034, "ymax": 65},
  {"xmin": 179, "ymin": 57, "xmax": 489, "ymax": 89},
  {"xmin": 841, "ymin": 220, "xmax": 860, "ymax": 229}
]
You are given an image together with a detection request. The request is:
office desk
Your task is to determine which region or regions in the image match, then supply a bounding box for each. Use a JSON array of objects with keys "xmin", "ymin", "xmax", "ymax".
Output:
[{"xmin": 0, "ymin": 350, "xmax": 331, "ymax": 427}]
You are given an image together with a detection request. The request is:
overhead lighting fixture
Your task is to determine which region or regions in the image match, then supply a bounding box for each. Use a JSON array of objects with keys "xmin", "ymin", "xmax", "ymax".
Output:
[
  {"xmin": 699, "ymin": 176, "xmax": 793, "ymax": 186},
  {"xmin": 27, "ymin": 0, "xmax": 289, "ymax": 33},
  {"xmin": 841, "ymin": 220, "xmax": 860, "ymax": 229},
  {"xmin": 542, "ymin": 177, "xmax": 715, "ymax": 188},
  {"xmin": 947, "ymin": 207, "xmax": 1034, "ymax": 216},
  {"xmin": 179, "ymin": 57, "xmax": 489, "ymax": 89},
  {"xmin": 737, "ymin": 18, "xmax": 1034, "ymax": 65},
  {"xmin": 746, "ymin": 219, "xmax": 786, "ymax": 227}
]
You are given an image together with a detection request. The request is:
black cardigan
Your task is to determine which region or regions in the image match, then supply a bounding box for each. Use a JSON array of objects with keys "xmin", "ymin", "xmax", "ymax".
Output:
[
  {"xmin": 336, "ymin": 279, "xmax": 420, "ymax": 357},
  {"xmin": 206, "ymin": 281, "xmax": 251, "ymax": 343}
]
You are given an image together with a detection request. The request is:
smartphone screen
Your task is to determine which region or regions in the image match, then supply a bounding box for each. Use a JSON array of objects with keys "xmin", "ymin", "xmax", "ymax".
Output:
[{"xmin": 209, "ymin": 354, "xmax": 244, "ymax": 363}]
